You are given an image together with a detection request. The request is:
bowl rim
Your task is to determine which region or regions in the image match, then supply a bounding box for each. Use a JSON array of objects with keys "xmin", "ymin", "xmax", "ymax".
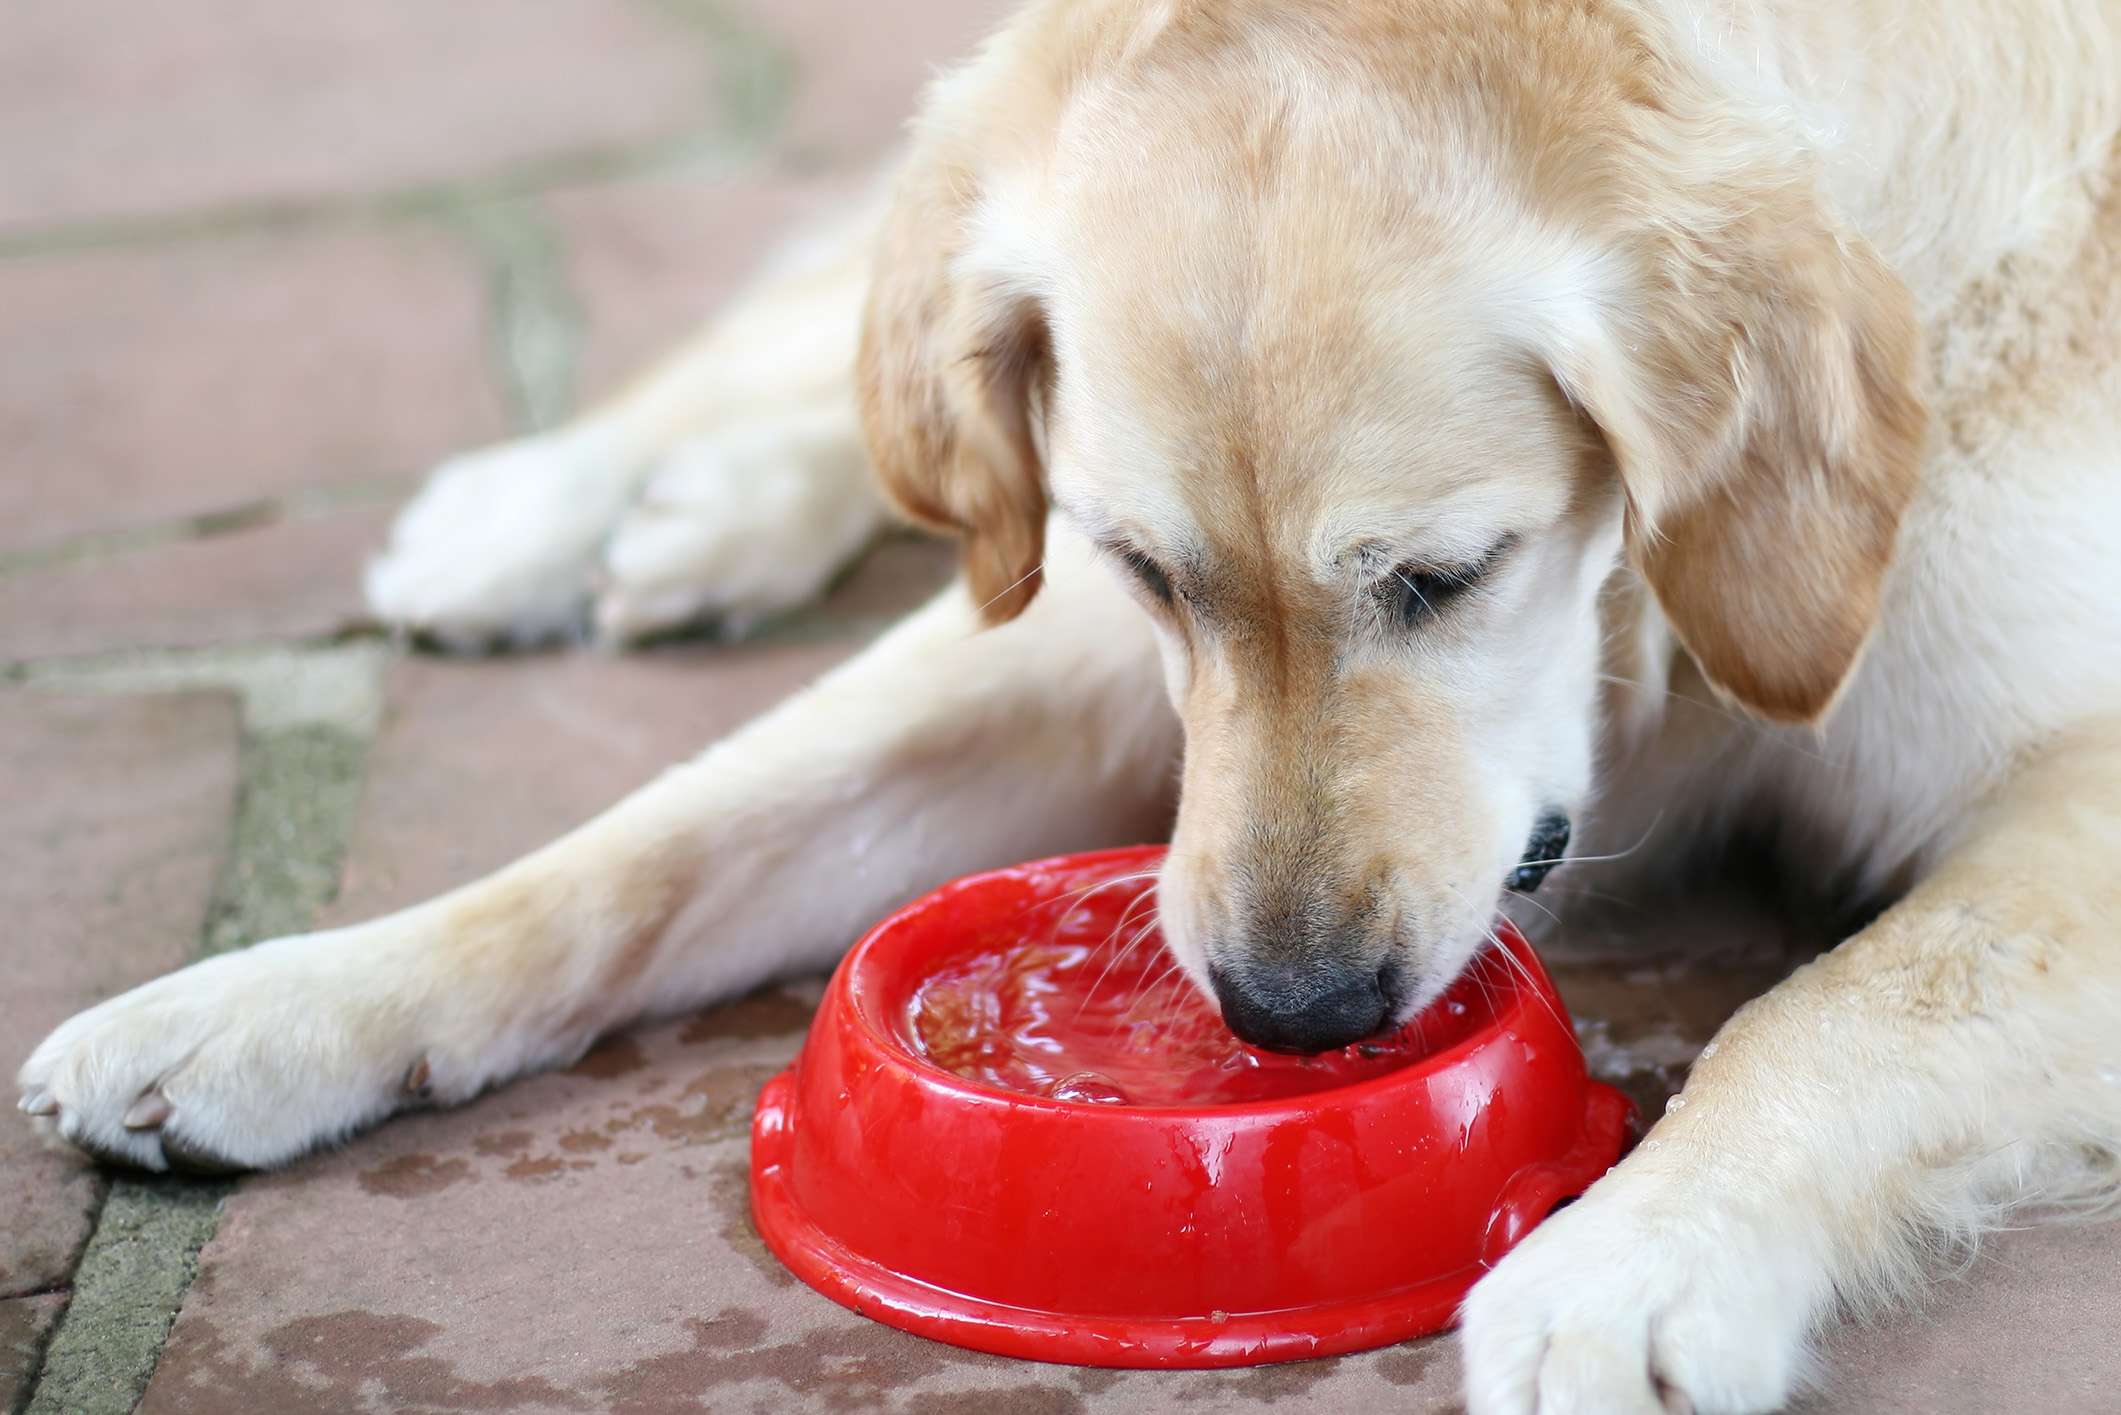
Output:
[{"xmin": 837, "ymin": 844, "xmax": 1547, "ymax": 1122}]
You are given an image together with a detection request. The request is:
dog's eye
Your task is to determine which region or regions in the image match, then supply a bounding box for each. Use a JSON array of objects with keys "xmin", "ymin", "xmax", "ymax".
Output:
[
  {"xmin": 1117, "ymin": 548, "xmax": 1176, "ymax": 608},
  {"xmin": 1384, "ymin": 542, "xmax": 1508, "ymax": 626},
  {"xmin": 1389, "ymin": 564, "xmax": 1479, "ymax": 623}
]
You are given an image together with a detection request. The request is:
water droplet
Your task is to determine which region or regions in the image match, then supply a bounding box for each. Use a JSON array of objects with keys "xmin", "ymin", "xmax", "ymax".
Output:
[
  {"xmin": 1049, "ymin": 1071, "xmax": 1130, "ymax": 1105},
  {"xmin": 1209, "ymin": 1309, "xmax": 1230, "ymax": 1324},
  {"xmin": 1699, "ymin": 1042, "xmax": 1718, "ymax": 1059},
  {"xmin": 1665, "ymin": 1095, "xmax": 1687, "ymax": 1112},
  {"xmin": 1642, "ymin": 1139, "xmax": 1663, "ymax": 1151}
]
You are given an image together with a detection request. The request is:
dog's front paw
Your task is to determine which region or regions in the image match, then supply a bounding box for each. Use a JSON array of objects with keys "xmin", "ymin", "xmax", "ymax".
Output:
[
  {"xmin": 365, "ymin": 426, "xmax": 640, "ymax": 648},
  {"xmin": 17, "ymin": 934, "xmax": 429, "ymax": 1172},
  {"xmin": 592, "ymin": 419, "xmax": 886, "ymax": 643},
  {"xmin": 1461, "ymin": 1158, "xmax": 1826, "ymax": 1415}
]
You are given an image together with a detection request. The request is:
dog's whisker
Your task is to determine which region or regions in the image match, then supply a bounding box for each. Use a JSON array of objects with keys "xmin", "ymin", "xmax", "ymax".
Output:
[
  {"xmin": 1485, "ymin": 921, "xmax": 1569, "ymax": 1035},
  {"xmin": 1042, "ymin": 870, "xmax": 1162, "ymax": 920},
  {"xmin": 1124, "ymin": 942, "xmax": 1186, "ymax": 1016},
  {"xmin": 974, "ymin": 561, "xmax": 1046, "ymax": 618},
  {"xmin": 1539, "ymin": 878, "xmax": 1645, "ymax": 911},
  {"xmin": 1509, "ymin": 888, "xmax": 1567, "ymax": 929},
  {"xmin": 1126, "ymin": 936, "xmax": 1180, "ymax": 1007},
  {"xmin": 1077, "ymin": 909, "xmax": 1164, "ymax": 1013},
  {"xmin": 1088, "ymin": 889, "xmax": 1158, "ymax": 960},
  {"xmin": 1447, "ymin": 882, "xmax": 1568, "ymax": 1036},
  {"xmin": 1522, "ymin": 809, "xmax": 1668, "ymax": 872},
  {"xmin": 1036, "ymin": 869, "xmax": 1164, "ymax": 943}
]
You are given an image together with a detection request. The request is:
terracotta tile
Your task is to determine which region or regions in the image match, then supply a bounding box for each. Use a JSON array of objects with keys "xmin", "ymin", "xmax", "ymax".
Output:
[
  {"xmin": 0, "ymin": 507, "xmax": 394, "ymax": 664},
  {"xmin": 0, "ymin": 227, "xmax": 502, "ymax": 552},
  {"xmin": 0, "ymin": 1294, "xmax": 67, "ymax": 1409},
  {"xmin": 324, "ymin": 638, "xmax": 865, "ymax": 924},
  {"xmin": 0, "ymin": 1, "xmax": 721, "ymax": 233},
  {"xmin": 0, "ymin": 692, "xmax": 239, "ymax": 1297},
  {"xmin": 1802, "ymin": 1221, "xmax": 2121, "ymax": 1413},
  {"xmin": 730, "ymin": 0, "xmax": 1014, "ymax": 162},
  {"xmin": 548, "ymin": 168, "xmax": 872, "ymax": 406},
  {"xmin": 139, "ymin": 1009, "xmax": 824, "ymax": 1414}
]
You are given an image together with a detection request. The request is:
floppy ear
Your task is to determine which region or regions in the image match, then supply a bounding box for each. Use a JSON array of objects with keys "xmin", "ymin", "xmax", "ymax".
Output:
[
  {"xmin": 857, "ymin": 141, "xmax": 1051, "ymax": 625},
  {"xmin": 1550, "ymin": 180, "xmax": 1925, "ymax": 724}
]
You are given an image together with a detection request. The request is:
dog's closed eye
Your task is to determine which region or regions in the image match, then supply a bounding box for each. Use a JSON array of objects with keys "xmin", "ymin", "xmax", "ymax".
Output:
[
  {"xmin": 1114, "ymin": 546, "xmax": 1177, "ymax": 609},
  {"xmin": 1383, "ymin": 538, "xmax": 1512, "ymax": 627}
]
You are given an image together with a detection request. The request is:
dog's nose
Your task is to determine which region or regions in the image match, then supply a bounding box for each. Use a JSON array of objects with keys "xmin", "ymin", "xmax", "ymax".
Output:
[
  {"xmin": 1209, "ymin": 957, "xmax": 1394, "ymax": 1054},
  {"xmin": 1508, "ymin": 811, "xmax": 1571, "ymax": 892}
]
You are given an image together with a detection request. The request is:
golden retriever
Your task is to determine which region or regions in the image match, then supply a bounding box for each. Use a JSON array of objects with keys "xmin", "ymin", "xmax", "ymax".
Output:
[{"xmin": 22, "ymin": 2, "xmax": 2121, "ymax": 1409}]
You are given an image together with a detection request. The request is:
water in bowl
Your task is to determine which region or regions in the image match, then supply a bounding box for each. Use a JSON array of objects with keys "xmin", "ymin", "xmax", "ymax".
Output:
[{"xmin": 906, "ymin": 880, "xmax": 1506, "ymax": 1107}]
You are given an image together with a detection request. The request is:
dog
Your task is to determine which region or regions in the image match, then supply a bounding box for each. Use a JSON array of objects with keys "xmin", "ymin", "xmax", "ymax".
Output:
[{"xmin": 20, "ymin": 1, "xmax": 2121, "ymax": 1409}]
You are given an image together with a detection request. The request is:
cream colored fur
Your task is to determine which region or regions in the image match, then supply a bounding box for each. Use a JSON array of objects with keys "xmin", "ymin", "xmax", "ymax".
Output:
[{"xmin": 21, "ymin": 3, "xmax": 2121, "ymax": 1412}]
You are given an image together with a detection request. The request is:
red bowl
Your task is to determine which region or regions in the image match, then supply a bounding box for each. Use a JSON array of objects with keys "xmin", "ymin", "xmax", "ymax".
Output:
[{"xmin": 750, "ymin": 846, "xmax": 1632, "ymax": 1368}]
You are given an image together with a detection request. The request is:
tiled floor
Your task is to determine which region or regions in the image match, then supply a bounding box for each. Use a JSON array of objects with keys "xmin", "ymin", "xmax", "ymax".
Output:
[{"xmin": 1, "ymin": 5, "xmax": 2113, "ymax": 1412}]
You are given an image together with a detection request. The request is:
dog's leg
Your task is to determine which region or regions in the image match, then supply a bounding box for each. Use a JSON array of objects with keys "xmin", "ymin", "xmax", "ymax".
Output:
[
  {"xmin": 1462, "ymin": 717, "xmax": 2121, "ymax": 1415},
  {"xmin": 365, "ymin": 186, "xmax": 893, "ymax": 648},
  {"xmin": 19, "ymin": 527, "xmax": 1174, "ymax": 1170}
]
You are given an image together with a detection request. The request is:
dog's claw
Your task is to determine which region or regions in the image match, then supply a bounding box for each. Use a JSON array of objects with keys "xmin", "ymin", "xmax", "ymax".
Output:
[
  {"xmin": 122, "ymin": 1090, "xmax": 172, "ymax": 1131},
  {"xmin": 19, "ymin": 1088, "xmax": 56, "ymax": 1117}
]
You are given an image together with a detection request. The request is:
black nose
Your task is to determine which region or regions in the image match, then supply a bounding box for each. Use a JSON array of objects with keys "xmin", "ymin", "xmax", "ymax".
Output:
[
  {"xmin": 1509, "ymin": 811, "xmax": 1571, "ymax": 892},
  {"xmin": 1209, "ymin": 958, "xmax": 1394, "ymax": 1054}
]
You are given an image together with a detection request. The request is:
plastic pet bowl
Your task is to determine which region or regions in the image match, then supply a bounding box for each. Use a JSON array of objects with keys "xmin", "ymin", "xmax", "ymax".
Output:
[{"xmin": 750, "ymin": 846, "xmax": 1632, "ymax": 1368}]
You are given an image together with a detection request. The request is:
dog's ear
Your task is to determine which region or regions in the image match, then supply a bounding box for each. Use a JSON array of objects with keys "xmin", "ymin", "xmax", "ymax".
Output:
[
  {"xmin": 1549, "ymin": 178, "xmax": 1925, "ymax": 723},
  {"xmin": 858, "ymin": 136, "xmax": 1051, "ymax": 625}
]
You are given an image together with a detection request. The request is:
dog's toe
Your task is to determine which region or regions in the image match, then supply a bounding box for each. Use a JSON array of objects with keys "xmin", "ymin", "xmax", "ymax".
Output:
[
  {"xmin": 18, "ymin": 937, "xmax": 433, "ymax": 1174},
  {"xmin": 594, "ymin": 429, "xmax": 884, "ymax": 644},
  {"xmin": 1462, "ymin": 1163, "xmax": 1820, "ymax": 1415},
  {"xmin": 366, "ymin": 426, "xmax": 638, "ymax": 648}
]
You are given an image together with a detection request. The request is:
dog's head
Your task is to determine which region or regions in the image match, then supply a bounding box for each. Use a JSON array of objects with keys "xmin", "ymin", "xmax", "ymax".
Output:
[{"xmin": 860, "ymin": 0, "xmax": 1922, "ymax": 1050}]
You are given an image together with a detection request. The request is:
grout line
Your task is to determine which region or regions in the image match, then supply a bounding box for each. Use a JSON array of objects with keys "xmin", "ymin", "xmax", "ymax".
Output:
[
  {"xmin": 0, "ymin": 134, "xmax": 741, "ymax": 264},
  {"xmin": 21, "ymin": 642, "xmax": 388, "ymax": 736},
  {"xmin": 198, "ymin": 717, "xmax": 375, "ymax": 958},
  {"xmin": 652, "ymin": 0, "xmax": 799, "ymax": 145},
  {"xmin": 18, "ymin": 646, "xmax": 389, "ymax": 1413},
  {"xmin": 18, "ymin": 1181, "xmax": 230, "ymax": 1415},
  {"xmin": 0, "ymin": 481, "xmax": 412, "ymax": 580},
  {"xmin": 445, "ymin": 199, "xmax": 583, "ymax": 435},
  {"xmin": 0, "ymin": 1285, "xmax": 70, "ymax": 1304}
]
